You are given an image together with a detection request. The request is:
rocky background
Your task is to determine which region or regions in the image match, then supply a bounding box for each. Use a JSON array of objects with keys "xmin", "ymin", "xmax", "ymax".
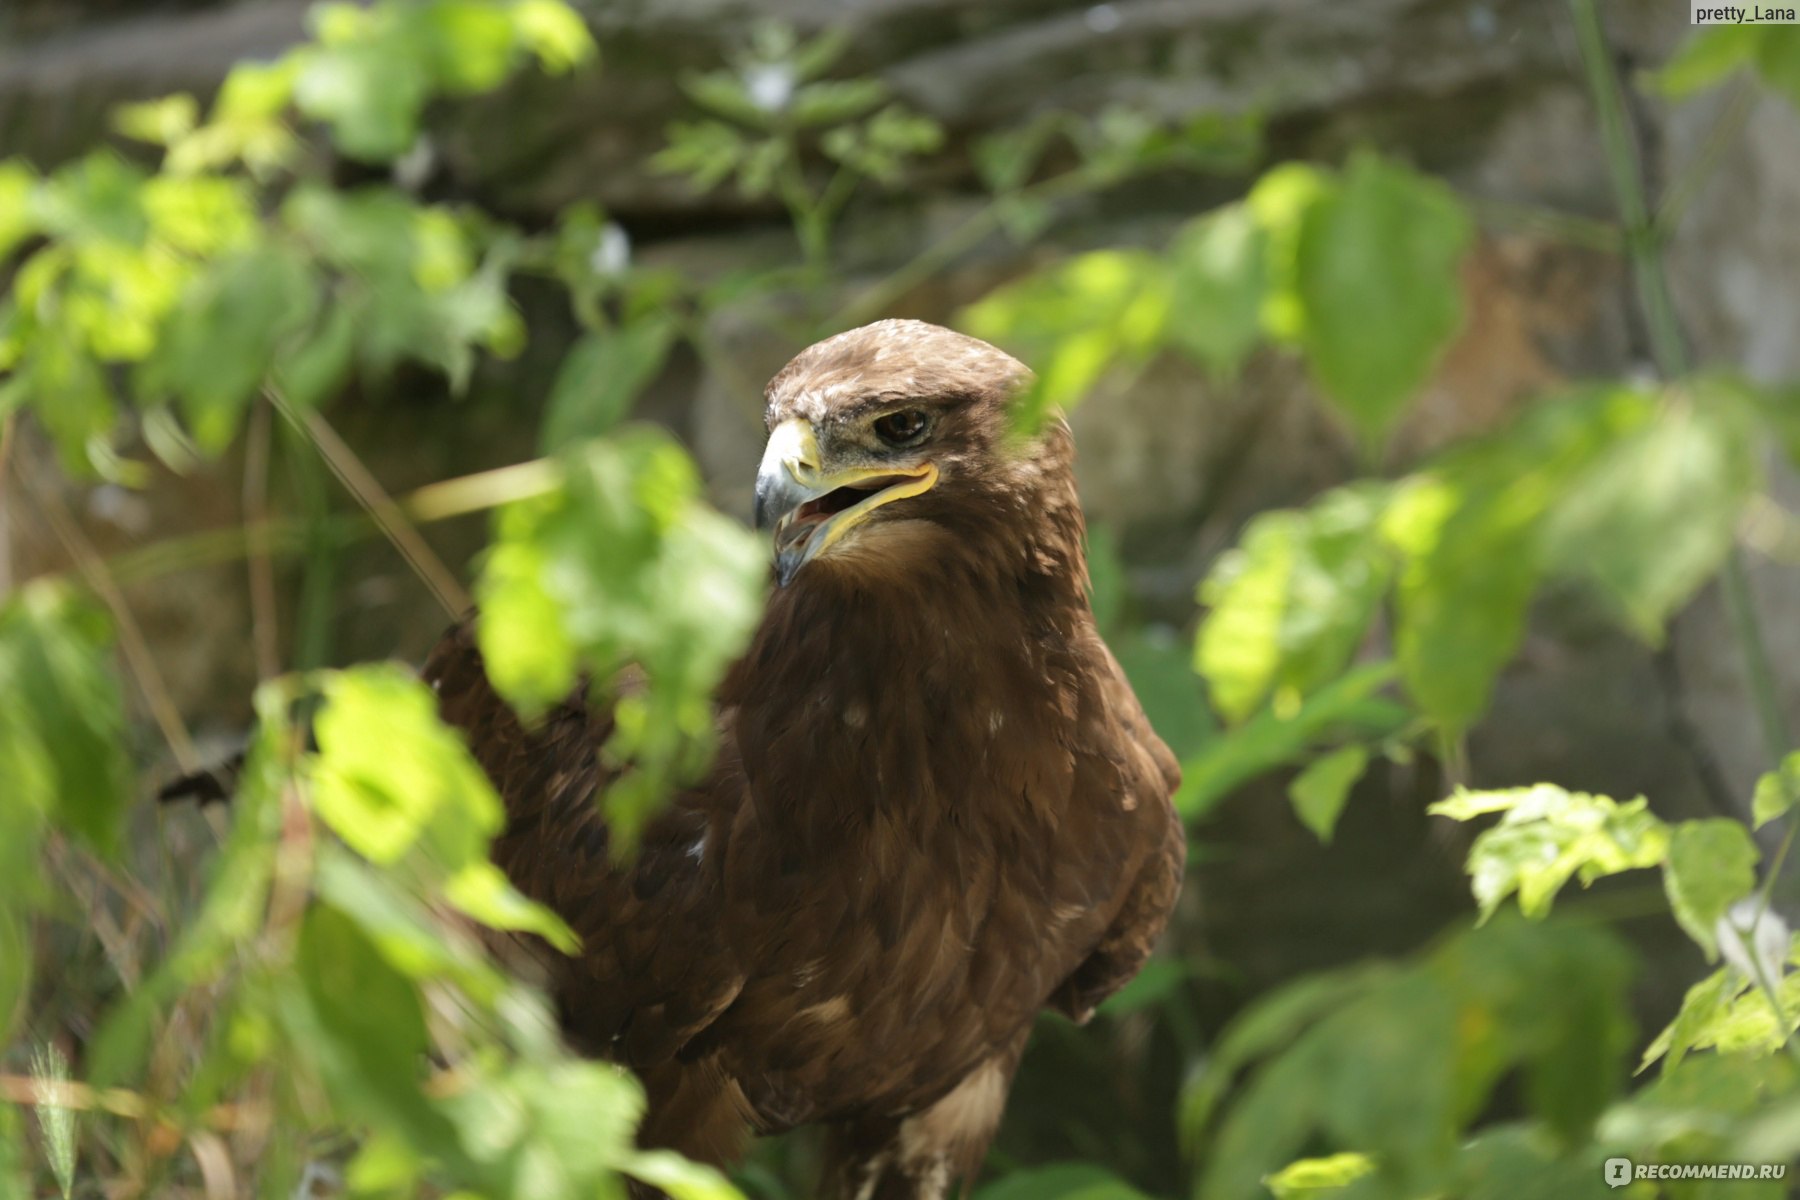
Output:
[{"xmin": 4, "ymin": 0, "xmax": 1797, "ymax": 1182}]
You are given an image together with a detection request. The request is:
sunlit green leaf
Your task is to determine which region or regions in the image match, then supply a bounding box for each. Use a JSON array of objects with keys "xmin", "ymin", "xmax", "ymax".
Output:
[
  {"xmin": 1197, "ymin": 484, "xmax": 1391, "ymax": 724},
  {"xmin": 960, "ymin": 249, "xmax": 1171, "ymax": 436},
  {"xmin": 1428, "ymin": 785, "xmax": 1669, "ymax": 920},
  {"xmin": 1641, "ymin": 967, "xmax": 1738, "ymax": 1074},
  {"xmin": 311, "ymin": 665, "xmax": 503, "ymax": 865},
  {"xmin": 1264, "ymin": 1152, "xmax": 1374, "ymax": 1199}
]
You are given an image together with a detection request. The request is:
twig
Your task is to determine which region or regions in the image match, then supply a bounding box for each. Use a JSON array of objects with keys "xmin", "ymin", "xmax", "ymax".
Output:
[
  {"xmin": 18, "ymin": 460, "xmax": 200, "ymax": 772},
  {"xmin": 267, "ymin": 388, "xmax": 472, "ymax": 620}
]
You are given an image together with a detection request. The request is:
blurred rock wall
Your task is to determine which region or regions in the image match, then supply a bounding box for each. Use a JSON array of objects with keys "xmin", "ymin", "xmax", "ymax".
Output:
[{"xmin": 4, "ymin": 0, "xmax": 1796, "ymax": 1014}]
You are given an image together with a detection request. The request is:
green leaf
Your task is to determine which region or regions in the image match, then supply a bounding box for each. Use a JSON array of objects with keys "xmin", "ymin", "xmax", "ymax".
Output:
[
  {"xmin": 513, "ymin": 0, "xmax": 597, "ymax": 74},
  {"xmin": 444, "ymin": 861, "xmax": 577, "ymax": 952},
  {"xmin": 0, "ymin": 585, "xmax": 130, "ymax": 857},
  {"xmin": 959, "ymin": 249, "xmax": 1171, "ymax": 436},
  {"xmin": 1427, "ymin": 785, "xmax": 1669, "ymax": 920},
  {"xmin": 789, "ymin": 78, "xmax": 888, "ymax": 127},
  {"xmin": 624, "ymin": 1150, "xmax": 746, "ymax": 1200},
  {"xmin": 1176, "ymin": 662, "xmax": 1408, "ymax": 821},
  {"xmin": 1264, "ymin": 1153, "xmax": 1375, "ymax": 1199},
  {"xmin": 1641, "ymin": 967, "xmax": 1738, "ymax": 1074},
  {"xmin": 310, "ymin": 665, "xmax": 503, "ymax": 866},
  {"xmin": 145, "ymin": 243, "xmax": 319, "ymax": 454},
  {"xmin": 1292, "ymin": 152, "xmax": 1471, "ymax": 448},
  {"xmin": 1179, "ymin": 964, "xmax": 1391, "ymax": 1150},
  {"xmin": 288, "ymin": 905, "xmax": 468, "ymax": 1168},
  {"xmin": 1166, "ymin": 203, "xmax": 1266, "ymax": 379},
  {"xmin": 1663, "ymin": 818, "xmax": 1760, "ymax": 959},
  {"xmin": 1752, "ymin": 751, "xmax": 1800, "ymax": 828},
  {"xmin": 1543, "ymin": 401, "xmax": 1756, "ymax": 642},
  {"xmin": 540, "ymin": 316, "xmax": 676, "ymax": 452},
  {"xmin": 1288, "ymin": 745, "xmax": 1368, "ymax": 844},
  {"xmin": 477, "ymin": 431, "xmax": 766, "ymax": 845},
  {"xmin": 294, "ymin": 37, "xmax": 432, "ymax": 162},
  {"xmin": 1196, "ymin": 484, "xmax": 1392, "ymax": 724}
]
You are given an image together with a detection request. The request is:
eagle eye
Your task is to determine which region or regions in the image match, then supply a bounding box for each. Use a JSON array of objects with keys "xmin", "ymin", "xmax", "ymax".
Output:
[{"xmin": 873, "ymin": 409, "xmax": 931, "ymax": 448}]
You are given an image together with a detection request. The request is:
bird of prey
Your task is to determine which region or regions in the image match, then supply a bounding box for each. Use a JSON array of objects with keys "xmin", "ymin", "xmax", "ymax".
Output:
[{"xmin": 178, "ymin": 319, "xmax": 1185, "ymax": 1199}]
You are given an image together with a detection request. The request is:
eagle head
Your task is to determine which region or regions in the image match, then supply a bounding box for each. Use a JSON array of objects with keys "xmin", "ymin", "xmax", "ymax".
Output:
[{"xmin": 753, "ymin": 319, "xmax": 1055, "ymax": 587}]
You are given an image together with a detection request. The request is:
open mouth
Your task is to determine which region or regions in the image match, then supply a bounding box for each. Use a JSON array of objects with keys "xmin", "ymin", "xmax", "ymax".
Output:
[{"xmin": 776, "ymin": 475, "xmax": 915, "ymax": 554}]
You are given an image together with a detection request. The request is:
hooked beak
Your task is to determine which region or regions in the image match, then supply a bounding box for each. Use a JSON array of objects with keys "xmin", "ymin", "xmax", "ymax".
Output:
[{"xmin": 753, "ymin": 417, "xmax": 938, "ymax": 586}]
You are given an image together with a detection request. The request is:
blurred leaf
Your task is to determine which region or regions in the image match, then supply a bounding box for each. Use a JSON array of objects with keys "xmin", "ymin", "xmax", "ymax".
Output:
[
  {"xmin": 1427, "ymin": 785, "xmax": 1668, "ymax": 920},
  {"xmin": 960, "ymin": 248, "xmax": 1170, "ymax": 436},
  {"xmin": 1542, "ymin": 400, "xmax": 1756, "ymax": 642},
  {"xmin": 1752, "ymin": 751, "xmax": 1800, "ymax": 828},
  {"xmin": 973, "ymin": 1163, "xmax": 1151, "ymax": 1200},
  {"xmin": 1659, "ymin": 26, "xmax": 1800, "ymax": 110},
  {"xmin": 1196, "ymin": 919, "xmax": 1631, "ymax": 1200},
  {"xmin": 0, "ymin": 161, "xmax": 40, "ymax": 264},
  {"xmin": 1641, "ymin": 967, "xmax": 1737, "ymax": 1074},
  {"xmin": 1177, "ymin": 662, "xmax": 1408, "ymax": 820},
  {"xmin": 1264, "ymin": 1153, "xmax": 1374, "ymax": 1199},
  {"xmin": 113, "ymin": 94, "xmax": 199, "ymax": 147},
  {"xmin": 1664, "ymin": 818, "xmax": 1759, "ymax": 959},
  {"xmin": 1288, "ymin": 745, "xmax": 1368, "ymax": 844},
  {"xmin": 513, "ymin": 0, "xmax": 596, "ymax": 73},
  {"xmin": 1293, "ymin": 152, "xmax": 1471, "ymax": 448},
  {"xmin": 1197, "ymin": 484, "xmax": 1391, "ymax": 723},
  {"xmin": 1098, "ymin": 957, "xmax": 1188, "ymax": 1018},
  {"xmin": 144, "ymin": 243, "xmax": 318, "ymax": 453},
  {"xmin": 444, "ymin": 860, "xmax": 578, "ymax": 952},
  {"xmin": 477, "ymin": 430, "xmax": 766, "ymax": 846},
  {"xmin": 625, "ymin": 1150, "xmax": 746, "ymax": 1200},
  {"xmin": 1166, "ymin": 204, "xmax": 1266, "ymax": 379},
  {"xmin": 0, "ymin": 586, "xmax": 129, "ymax": 857},
  {"xmin": 1115, "ymin": 630, "xmax": 1216, "ymax": 761},
  {"xmin": 790, "ymin": 78, "xmax": 888, "ymax": 127},
  {"xmin": 541, "ymin": 315, "xmax": 676, "ymax": 452},
  {"xmin": 289, "ymin": 905, "xmax": 469, "ymax": 1167},
  {"xmin": 275, "ymin": 299, "xmax": 360, "ymax": 411},
  {"xmin": 1180, "ymin": 964, "xmax": 1392, "ymax": 1151},
  {"xmin": 295, "ymin": 37, "xmax": 432, "ymax": 163}
]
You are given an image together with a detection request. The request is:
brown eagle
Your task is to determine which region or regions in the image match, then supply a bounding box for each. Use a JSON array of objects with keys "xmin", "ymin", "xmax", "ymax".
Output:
[{"xmin": 181, "ymin": 320, "xmax": 1185, "ymax": 1198}]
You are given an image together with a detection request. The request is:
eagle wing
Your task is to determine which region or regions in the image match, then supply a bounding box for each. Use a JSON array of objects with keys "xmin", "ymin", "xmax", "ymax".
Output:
[{"xmin": 422, "ymin": 620, "xmax": 748, "ymax": 1071}]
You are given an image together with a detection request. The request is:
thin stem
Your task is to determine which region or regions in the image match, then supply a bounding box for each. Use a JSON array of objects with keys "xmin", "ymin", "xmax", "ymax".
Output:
[
  {"xmin": 269, "ymin": 389, "xmax": 472, "ymax": 620},
  {"xmin": 24, "ymin": 457, "xmax": 565, "ymax": 594},
  {"xmin": 18, "ymin": 461, "xmax": 200, "ymax": 772},
  {"xmin": 1571, "ymin": 0, "xmax": 1791, "ymax": 760}
]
